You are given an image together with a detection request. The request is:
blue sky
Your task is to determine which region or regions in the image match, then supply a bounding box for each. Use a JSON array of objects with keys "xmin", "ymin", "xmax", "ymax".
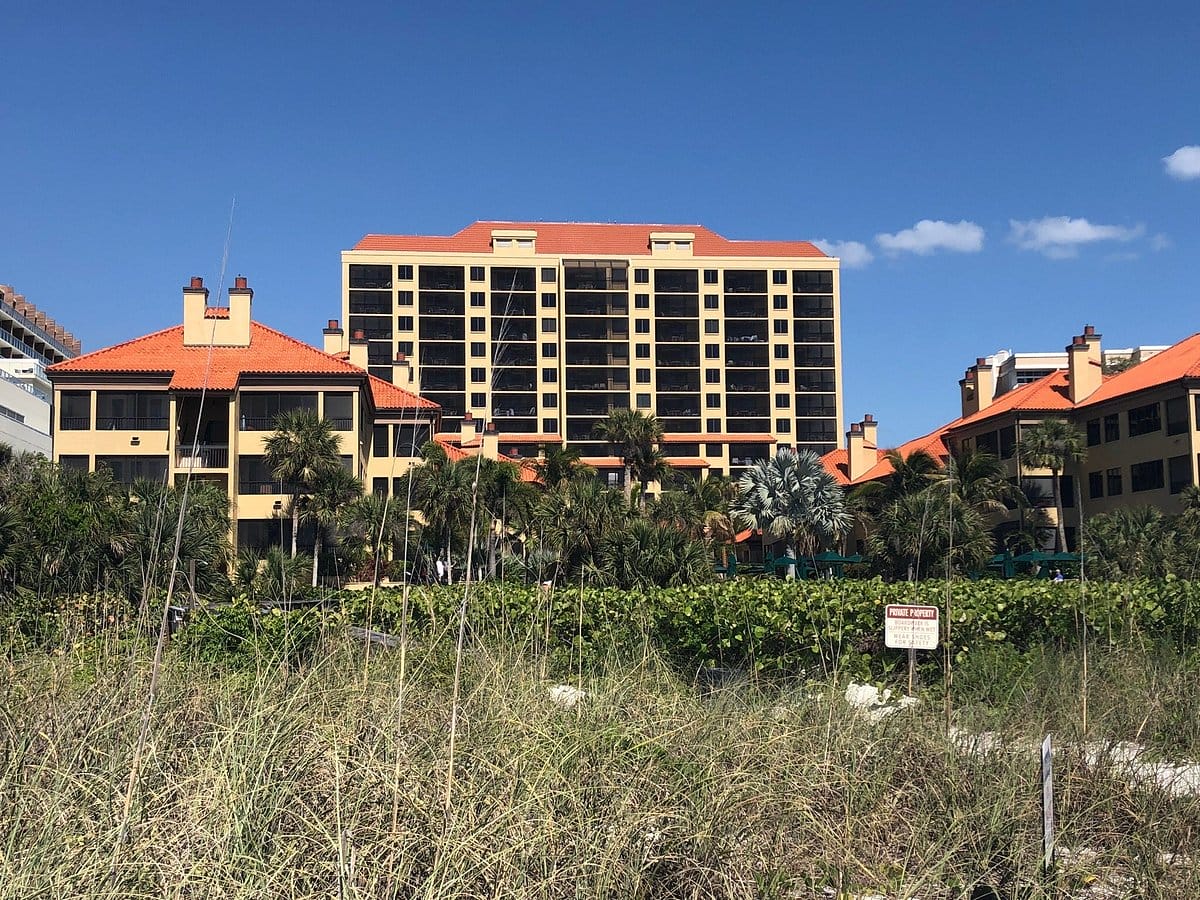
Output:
[{"xmin": 2, "ymin": 1, "xmax": 1197, "ymax": 441}]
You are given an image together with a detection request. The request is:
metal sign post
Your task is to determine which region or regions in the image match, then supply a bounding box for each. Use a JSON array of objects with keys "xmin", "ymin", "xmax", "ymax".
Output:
[{"xmin": 884, "ymin": 604, "xmax": 939, "ymax": 695}]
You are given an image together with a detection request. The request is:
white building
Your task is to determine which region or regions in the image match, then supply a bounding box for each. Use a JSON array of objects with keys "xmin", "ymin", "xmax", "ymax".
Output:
[
  {"xmin": 0, "ymin": 284, "xmax": 80, "ymax": 456},
  {"xmin": 979, "ymin": 334, "xmax": 1168, "ymax": 400}
]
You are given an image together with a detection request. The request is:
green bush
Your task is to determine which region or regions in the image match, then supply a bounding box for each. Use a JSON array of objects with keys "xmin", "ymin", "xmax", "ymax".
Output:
[
  {"xmin": 334, "ymin": 578, "xmax": 1200, "ymax": 680},
  {"xmin": 175, "ymin": 598, "xmax": 323, "ymax": 670}
]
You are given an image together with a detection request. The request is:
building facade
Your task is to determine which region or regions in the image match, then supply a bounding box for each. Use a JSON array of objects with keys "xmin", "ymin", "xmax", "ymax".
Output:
[
  {"xmin": 340, "ymin": 221, "xmax": 843, "ymax": 483},
  {"xmin": 825, "ymin": 324, "xmax": 1200, "ymax": 550},
  {"xmin": 1, "ymin": 283, "xmax": 80, "ymax": 455},
  {"xmin": 47, "ymin": 276, "xmax": 441, "ymax": 551}
]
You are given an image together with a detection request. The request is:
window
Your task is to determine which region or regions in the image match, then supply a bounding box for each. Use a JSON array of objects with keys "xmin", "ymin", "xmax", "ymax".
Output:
[
  {"xmin": 776, "ymin": 418, "xmax": 792, "ymax": 433},
  {"xmin": 704, "ymin": 320, "xmax": 719, "ymax": 334},
  {"xmin": 772, "ymin": 270, "xmax": 788, "ymax": 285},
  {"xmin": 470, "ymin": 342, "xmax": 486, "ymax": 357},
  {"xmin": 239, "ymin": 393, "xmax": 316, "ymax": 431},
  {"xmin": 1166, "ymin": 397, "xmax": 1188, "ymax": 435},
  {"xmin": 703, "ymin": 269, "xmax": 718, "ymax": 284},
  {"xmin": 60, "ymin": 391, "xmax": 91, "ymax": 430},
  {"xmin": 1128, "ymin": 402, "xmax": 1161, "ymax": 437},
  {"xmin": 635, "ymin": 293, "xmax": 650, "ymax": 309},
  {"xmin": 541, "ymin": 342, "xmax": 556, "ymax": 357},
  {"xmin": 541, "ymin": 317, "xmax": 557, "ymax": 333},
  {"xmin": 541, "ymin": 267, "xmax": 557, "ymax": 282},
  {"xmin": 706, "ymin": 393, "xmax": 720, "ymax": 409},
  {"xmin": 1086, "ymin": 418, "xmax": 1101, "ymax": 446},
  {"xmin": 1107, "ymin": 467, "xmax": 1123, "ymax": 496},
  {"xmin": 392, "ymin": 315, "xmax": 412, "ymax": 333},
  {"xmin": 349, "ymin": 264, "xmax": 392, "ymax": 289},
  {"xmin": 635, "ymin": 320, "xmax": 650, "ymax": 334},
  {"xmin": 706, "ymin": 418, "xmax": 721, "ymax": 433},
  {"xmin": 470, "ymin": 266, "xmax": 485, "ymax": 281},
  {"xmin": 541, "ymin": 292, "xmax": 557, "ymax": 308},
  {"xmin": 372, "ymin": 477, "xmax": 388, "ymax": 497},
  {"xmin": 705, "ymin": 345, "xmax": 720, "ymax": 359},
  {"xmin": 1104, "ymin": 413, "xmax": 1120, "ymax": 442},
  {"xmin": 704, "ymin": 294, "xmax": 719, "ymax": 309},
  {"xmin": 773, "ymin": 320, "xmax": 789, "ymax": 335},
  {"xmin": 396, "ymin": 265, "xmax": 413, "ymax": 280},
  {"xmin": 793, "ymin": 270, "xmax": 833, "ymax": 293},
  {"xmin": 397, "ymin": 290, "xmax": 413, "ymax": 306},
  {"xmin": 324, "ymin": 393, "xmax": 353, "ymax": 430},
  {"xmin": 542, "ymin": 367, "xmax": 557, "ymax": 382},
  {"xmin": 634, "ymin": 269, "xmax": 649, "ymax": 284},
  {"xmin": 97, "ymin": 455, "xmax": 169, "ymax": 486},
  {"xmin": 542, "ymin": 392, "xmax": 558, "ymax": 407},
  {"xmin": 1131, "ymin": 459, "xmax": 1164, "ymax": 492},
  {"xmin": 59, "ymin": 455, "xmax": 88, "ymax": 471},
  {"xmin": 705, "ymin": 369, "xmax": 720, "ymax": 384},
  {"xmin": 775, "ymin": 394, "xmax": 790, "ymax": 409},
  {"xmin": 774, "ymin": 345, "xmax": 790, "ymax": 360},
  {"xmin": 636, "ymin": 344, "xmax": 650, "ymax": 359},
  {"xmin": 96, "ymin": 391, "xmax": 169, "ymax": 430},
  {"xmin": 1088, "ymin": 471, "xmax": 1104, "ymax": 499},
  {"xmin": 470, "ymin": 367, "xmax": 486, "ymax": 382},
  {"xmin": 999, "ymin": 425, "xmax": 1016, "ymax": 459},
  {"xmin": 636, "ymin": 394, "xmax": 651, "ymax": 409},
  {"xmin": 773, "ymin": 295, "xmax": 788, "ymax": 310},
  {"xmin": 471, "ymin": 392, "xmax": 486, "ymax": 407},
  {"xmin": 373, "ymin": 425, "xmax": 390, "ymax": 458},
  {"xmin": 470, "ymin": 291, "xmax": 486, "ymax": 307},
  {"xmin": 542, "ymin": 417, "xmax": 559, "ymax": 432},
  {"xmin": 1169, "ymin": 455, "xmax": 1191, "ymax": 494}
]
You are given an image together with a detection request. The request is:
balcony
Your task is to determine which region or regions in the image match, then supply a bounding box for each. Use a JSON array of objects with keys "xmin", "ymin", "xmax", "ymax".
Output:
[
  {"xmin": 420, "ymin": 350, "xmax": 466, "ymax": 366},
  {"xmin": 494, "ymin": 345, "xmax": 536, "ymax": 367},
  {"xmin": 565, "ymin": 369, "xmax": 629, "ymax": 391},
  {"xmin": 420, "ymin": 320, "xmax": 465, "ymax": 341},
  {"xmin": 654, "ymin": 296, "xmax": 698, "ymax": 318},
  {"xmin": 566, "ymin": 343, "xmax": 628, "ymax": 366},
  {"xmin": 176, "ymin": 444, "xmax": 229, "ymax": 469},
  {"xmin": 655, "ymin": 347, "xmax": 700, "ymax": 368},
  {"xmin": 565, "ymin": 293, "xmax": 628, "ymax": 315},
  {"xmin": 421, "ymin": 374, "xmax": 466, "ymax": 391},
  {"xmin": 494, "ymin": 372, "xmax": 537, "ymax": 392},
  {"xmin": 727, "ymin": 375, "xmax": 769, "ymax": 393},
  {"xmin": 727, "ymin": 398, "xmax": 769, "ymax": 418},
  {"xmin": 656, "ymin": 372, "xmax": 700, "ymax": 392},
  {"xmin": 726, "ymin": 346, "xmax": 768, "ymax": 368},
  {"xmin": 658, "ymin": 397, "xmax": 701, "ymax": 417},
  {"xmin": 564, "ymin": 263, "xmax": 628, "ymax": 291},
  {"xmin": 418, "ymin": 293, "xmax": 465, "ymax": 315},
  {"xmin": 567, "ymin": 393, "xmax": 628, "ymax": 416},
  {"xmin": 656, "ymin": 323, "xmax": 699, "ymax": 343},
  {"xmin": 419, "ymin": 267, "xmax": 465, "ymax": 291},
  {"xmin": 491, "ymin": 297, "xmax": 536, "ymax": 318},
  {"xmin": 97, "ymin": 416, "xmax": 169, "ymax": 430},
  {"xmin": 565, "ymin": 320, "xmax": 628, "ymax": 341},
  {"xmin": 660, "ymin": 418, "xmax": 701, "ymax": 433},
  {"xmin": 724, "ymin": 270, "xmax": 767, "ymax": 293},
  {"xmin": 725, "ymin": 322, "xmax": 768, "ymax": 343},
  {"xmin": 724, "ymin": 296, "xmax": 768, "ymax": 318},
  {"xmin": 654, "ymin": 270, "xmax": 699, "ymax": 293},
  {"xmin": 492, "ymin": 321, "xmax": 535, "ymax": 342}
]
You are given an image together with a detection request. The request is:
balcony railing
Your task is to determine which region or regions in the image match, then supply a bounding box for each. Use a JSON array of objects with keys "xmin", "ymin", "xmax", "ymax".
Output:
[
  {"xmin": 239, "ymin": 415, "xmax": 278, "ymax": 431},
  {"xmin": 97, "ymin": 416, "xmax": 169, "ymax": 430},
  {"xmin": 60, "ymin": 416, "xmax": 91, "ymax": 430},
  {"xmin": 177, "ymin": 445, "xmax": 229, "ymax": 469},
  {"xmin": 238, "ymin": 479, "xmax": 297, "ymax": 495}
]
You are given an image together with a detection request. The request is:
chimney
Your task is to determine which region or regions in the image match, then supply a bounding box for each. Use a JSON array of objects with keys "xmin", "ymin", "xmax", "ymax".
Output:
[
  {"xmin": 482, "ymin": 420, "xmax": 499, "ymax": 458},
  {"xmin": 182, "ymin": 276, "xmax": 211, "ymax": 346},
  {"xmin": 861, "ymin": 413, "xmax": 878, "ymax": 449},
  {"xmin": 959, "ymin": 357, "xmax": 995, "ymax": 417},
  {"xmin": 348, "ymin": 328, "xmax": 368, "ymax": 370},
  {"xmin": 224, "ymin": 274, "xmax": 253, "ymax": 347},
  {"xmin": 846, "ymin": 419, "xmax": 875, "ymax": 482},
  {"xmin": 460, "ymin": 411, "xmax": 478, "ymax": 446},
  {"xmin": 323, "ymin": 318, "xmax": 344, "ymax": 355},
  {"xmin": 1068, "ymin": 328, "xmax": 1103, "ymax": 403}
]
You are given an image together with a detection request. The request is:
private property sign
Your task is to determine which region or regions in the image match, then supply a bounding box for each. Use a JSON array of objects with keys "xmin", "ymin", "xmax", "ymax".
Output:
[{"xmin": 884, "ymin": 604, "xmax": 940, "ymax": 650}]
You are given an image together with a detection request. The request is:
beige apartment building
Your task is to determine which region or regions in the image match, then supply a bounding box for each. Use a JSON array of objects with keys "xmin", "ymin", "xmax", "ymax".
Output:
[
  {"xmin": 825, "ymin": 324, "xmax": 1200, "ymax": 550},
  {"xmin": 339, "ymin": 221, "xmax": 843, "ymax": 483},
  {"xmin": 47, "ymin": 276, "xmax": 441, "ymax": 551}
]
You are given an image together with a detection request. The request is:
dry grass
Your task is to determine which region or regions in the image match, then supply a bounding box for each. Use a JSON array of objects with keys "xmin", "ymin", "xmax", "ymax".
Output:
[{"xmin": 1, "ymin": 638, "xmax": 1197, "ymax": 899}]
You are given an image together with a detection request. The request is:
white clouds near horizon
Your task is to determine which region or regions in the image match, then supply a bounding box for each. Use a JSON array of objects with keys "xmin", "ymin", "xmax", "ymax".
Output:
[
  {"xmin": 1009, "ymin": 216, "xmax": 1144, "ymax": 259},
  {"xmin": 1163, "ymin": 146, "xmax": 1200, "ymax": 180},
  {"xmin": 875, "ymin": 219, "xmax": 984, "ymax": 255},
  {"xmin": 812, "ymin": 238, "xmax": 874, "ymax": 268}
]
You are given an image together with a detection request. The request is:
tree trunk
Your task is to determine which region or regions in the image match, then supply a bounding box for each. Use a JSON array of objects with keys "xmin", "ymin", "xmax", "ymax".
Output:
[
  {"xmin": 311, "ymin": 530, "xmax": 322, "ymax": 587},
  {"xmin": 786, "ymin": 544, "xmax": 797, "ymax": 580},
  {"xmin": 291, "ymin": 499, "xmax": 299, "ymax": 558},
  {"xmin": 623, "ymin": 464, "xmax": 633, "ymax": 505},
  {"xmin": 639, "ymin": 479, "xmax": 650, "ymax": 511},
  {"xmin": 1051, "ymin": 467, "xmax": 1067, "ymax": 552}
]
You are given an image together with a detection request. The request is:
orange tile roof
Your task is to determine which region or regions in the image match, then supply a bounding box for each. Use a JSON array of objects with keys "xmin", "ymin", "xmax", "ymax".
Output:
[
  {"xmin": 581, "ymin": 456, "xmax": 624, "ymax": 467},
  {"xmin": 951, "ymin": 370, "xmax": 1075, "ymax": 430},
  {"xmin": 367, "ymin": 374, "xmax": 438, "ymax": 410},
  {"xmin": 665, "ymin": 457, "xmax": 710, "ymax": 468},
  {"xmin": 353, "ymin": 221, "xmax": 827, "ymax": 259},
  {"xmin": 821, "ymin": 422, "xmax": 959, "ymax": 487},
  {"xmin": 432, "ymin": 438, "xmax": 541, "ymax": 483},
  {"xmin": 494, "ymin": 433, "xmax": 563, "ymax": 443},
  {"xmin": 48, "ymin": 322, "xmax": 436, "ymax": 413},
  {"xmin": 662, "ymin": 433, "xmax": 777, "ymax": 443},
  {"xmin": 1077, "ymin": 332, "xmax": 1200, "ymax": 408}
]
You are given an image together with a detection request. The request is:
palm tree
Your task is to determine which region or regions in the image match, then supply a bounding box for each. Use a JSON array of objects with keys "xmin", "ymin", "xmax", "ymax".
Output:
[
  {"xmin": 595, "ymin": 519, "xmax": 712, "ymax": 589},
  {"xmin": 1018, "ymin": 419, "xmax": 1087, "ymax": 552},
  {"xmin": 534, "ymin": 445, "xmax": 593, "ymax": 491},
  {"xmin": 934, "ymin": 447, "xmax": 1023, "ymax": 519},
  {"xmin": 731, "ymin": 448, "xmax": 851, "ymax": 572},
  {"xmin": 593, "ymin": 409, "xmax": 663, "ymax": 505},
  {"xmin": 1083, "ymin": 506, "xmax": 1174, "ymax": 579},
  {"xmin": 341, "ymin": 493, "xmax": 406, "ymax": 585},
  {"xmin": 870, "ymin": 489, "xmax": 993, "ymax": 580},
  {"xmin": 263, "ymin": 410, "xmax": 343, "ymax": 557},
  {"xmin": 297, "ymin": 464, "xmax": 363, "ymax": 586},
  {"xmin": 533, "ymin": 476, "xmax": 629, "ymax": 579}
]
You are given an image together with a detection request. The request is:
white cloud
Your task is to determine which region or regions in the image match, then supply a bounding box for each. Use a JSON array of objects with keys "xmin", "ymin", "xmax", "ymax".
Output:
[
  {"xmin": 1163, "ymin": 145, "xmax": 1200, "ymax": 180},
  {"xmin": 875, "ymin": 219, "xmax": 985, "ymax": 255},
  {"xmin": 812, "ymin": 238, "xmax": 873, "ymax": 268},
  {"xmin": 1008, "ymin": 216, "xmax": 1145, "ymax": 259},
  {"xmin": 1150, "ymin": 233, "xmax": 1173, "ymax": 252}
]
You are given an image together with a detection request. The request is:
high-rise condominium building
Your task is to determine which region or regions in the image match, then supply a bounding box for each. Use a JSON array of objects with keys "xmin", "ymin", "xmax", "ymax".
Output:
[
  {"xmin": 0, "ymin": 283, "xmax": 80, "ymax": 455},
  {"xmin": 339, "ymin": 222, "xmax": 843, "ymax": 481}
]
